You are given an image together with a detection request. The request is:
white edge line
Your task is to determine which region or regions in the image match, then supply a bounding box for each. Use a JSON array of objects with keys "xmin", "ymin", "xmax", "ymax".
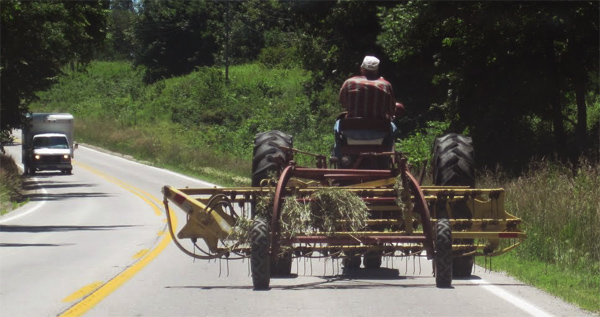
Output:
[
  {"xmin": 80, "ymin": 145, "xmax": 219, "ymax": 187},
  {"xmin": 471, "ymin": 278, "xmax": 553, "ymax": 317},
  {"xmin": 0, "ymin": 170, "xmax": 48, "ymax": 224}
]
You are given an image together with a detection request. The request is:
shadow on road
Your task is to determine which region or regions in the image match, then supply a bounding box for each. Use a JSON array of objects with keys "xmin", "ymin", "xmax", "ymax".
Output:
[
  {"xmin": 0, "ymin": 224, "xmax": 138, "ymax": 233},
  {"xmin": 21, "ymin": 178, "xmax": 112, "ymax": 201},
  {"xmin": 0, "ymin": 243, "xmax": 75, "ymax": 247},
  {"xmin": 27, "ymin": 192, "xmax": 113, "ymax": 201},
  {"xmin": 165, "ymin": 270, "xmax": 527, "ymax": 291},
  {"xmin": 24, "ymin": 180, "xmax": 97, "ymax": 189}
]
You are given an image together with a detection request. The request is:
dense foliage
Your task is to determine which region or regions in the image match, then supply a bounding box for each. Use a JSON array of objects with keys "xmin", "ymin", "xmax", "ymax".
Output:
[{"xmin": 379, "ymin": 2, "xmax": 599, "ymax": 170}]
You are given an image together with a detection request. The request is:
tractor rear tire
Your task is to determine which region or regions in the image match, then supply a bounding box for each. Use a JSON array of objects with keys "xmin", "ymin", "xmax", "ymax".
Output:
[
  {"xmin": 432, "ymin": 133, "xmax": 475, "ymax": 187},
  {"xmin": 432, "ymin": 133, "xmax": 475, "ymax": 277},
  {"xmin": 251, "ymin": 218, "xmax": 270, "ymax": 290},
  {"xmin": 435, "ymin": 218, "xmax": 453, "ymax": 288},
  {"xmin": 251, "ymin": 130, "xmax": 293, "ymax": 187}
]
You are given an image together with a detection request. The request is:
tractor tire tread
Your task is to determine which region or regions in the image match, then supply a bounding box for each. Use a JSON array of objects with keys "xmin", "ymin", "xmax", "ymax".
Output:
[{"xmin": 251, "ymin": 218, "xmax": 270, "ymax": 290}]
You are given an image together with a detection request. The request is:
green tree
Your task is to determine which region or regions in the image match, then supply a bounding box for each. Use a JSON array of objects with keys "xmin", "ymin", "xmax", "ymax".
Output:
[
  {"xmin": 379, "ymin": 1, "xmax": 599, "ymax": 169},
  {"xmin": 213, "ymin": 0, "xmax": 292, "ymax": 66},
  {"xmin": 100, "ymin": 0, "xmax": 138, "ymax": 61},
  {"xmin": 291, "ymin": 1, "xmax": 397, "ymax": 82},
  {"xmin": 0, "ymin": 0, "xmax": 108, "ymax": 132},
  {"xmin": 134, "ymin": 0, "xmax": 220, "ymax": 83}
]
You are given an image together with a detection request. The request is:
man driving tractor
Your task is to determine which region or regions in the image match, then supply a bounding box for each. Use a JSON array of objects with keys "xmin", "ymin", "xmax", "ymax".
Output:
[
  {"xmin": 333, "ymin": 55, "xmax": 403, "ymax": 168},
  {"xmin": 339, "ymin": 55, "xmax": 397, "ymax": 120}
]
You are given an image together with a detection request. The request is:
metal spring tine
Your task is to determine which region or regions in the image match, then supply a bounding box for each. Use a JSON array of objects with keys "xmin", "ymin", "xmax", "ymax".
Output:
[
  {"xmin": 193, "ymin": 243, "xmax": 196, "ymax": 263},
  {"xmin": 485, "ymin": 255, "xmax": 489, "ymax": 272},
  {"xmin": 331, "ymin": 257, "xmax": 335, "ymax": 275},
  {"xmin": 218, "ymin": 258, "xmax": 222, "ymax": 278},
  {"xmin": 303, "ymin": 256, "xmax": 307, "ymax": 276}
]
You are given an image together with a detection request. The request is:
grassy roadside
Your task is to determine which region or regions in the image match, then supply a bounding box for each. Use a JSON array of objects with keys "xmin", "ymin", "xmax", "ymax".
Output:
[
  {"xmin": 477, "ymin": 253, "xmax": 599, "ymax": 313},
  {"xmin": 0, "ymin": 154, "xmax": 26, "ymax": 216},
  {"xmin": 478, "ymin": 162, "xmax": 600, "ymax": 313},
  {"xmin": 74, "ymin": 118, "xmax": 251, "ymax": 187}
]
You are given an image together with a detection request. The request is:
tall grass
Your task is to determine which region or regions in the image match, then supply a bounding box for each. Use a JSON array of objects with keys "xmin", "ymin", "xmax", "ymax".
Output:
[
  {"xmin": 0, "ymin": 154, "xmax": 24, "ymax": 215},
  {"xmin": 479, "ymin": 160, "xmax": 600, "ymax": 312}
]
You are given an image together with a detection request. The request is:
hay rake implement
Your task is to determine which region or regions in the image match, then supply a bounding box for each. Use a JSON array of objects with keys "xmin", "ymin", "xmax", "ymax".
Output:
[{"xmin": 162, "ymin": 130, "xmax": 526, "ymax": 290}]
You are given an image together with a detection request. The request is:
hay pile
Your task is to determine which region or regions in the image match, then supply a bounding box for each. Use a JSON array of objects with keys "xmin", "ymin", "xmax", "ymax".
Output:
[
  {"xmin": 275, "ymin": 187, "xmax": 370, "ymax": 237},
  {"xmin": 307, "ymin": 188, "xmax": 368, "ymax": 235},
  {"xmin": 226, "ymin": 187, "xmax": 369, "ymax": 243},
  {"xmin": 226, "ymin": 217, "xmax": 253, "ymax": 245}
]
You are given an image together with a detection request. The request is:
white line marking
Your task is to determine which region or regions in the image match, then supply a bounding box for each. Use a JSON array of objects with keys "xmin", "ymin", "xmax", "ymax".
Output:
[
  {"xmin": 80, "ymin": 145, "xmax": 219, "ymax": 187},
  {"xmin": 0, "ymin": 176, "xmax": 47, "ymax": 224},
  {"xmin": 471, "ymin": 278, "xmax": 553, "ymax": 317}
]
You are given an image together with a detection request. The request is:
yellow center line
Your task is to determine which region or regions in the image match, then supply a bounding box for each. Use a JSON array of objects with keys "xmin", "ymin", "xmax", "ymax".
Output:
[
  {"xmin": 132, "ymin": 249, "xmax": 149, "ymax": 259},
  {"xmin": 62, "ymin": 282, "xmax": 104, "ymax": 303},
  {"xmin": 59, "ymin": 161, "xmax": 178, "ymax": 317},
  {"xmin": 73, "ymin": 161, "xmax": 162, "ymax": 216}
]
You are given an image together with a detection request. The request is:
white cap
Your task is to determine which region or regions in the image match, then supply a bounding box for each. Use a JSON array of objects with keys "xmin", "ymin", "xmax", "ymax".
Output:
[{"xmin": 361, "ymin": 56, "xmax": 380, "ymax": 71}]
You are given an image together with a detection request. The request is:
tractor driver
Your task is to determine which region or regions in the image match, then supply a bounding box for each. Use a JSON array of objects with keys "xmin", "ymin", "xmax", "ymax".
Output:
[
  {"xmin": 334, "ymin": 56, "xmax": 400, "ymax": 160},
  {"xmin": 339, "ymin": 55, "xmax": 396, "ymax": 121}
]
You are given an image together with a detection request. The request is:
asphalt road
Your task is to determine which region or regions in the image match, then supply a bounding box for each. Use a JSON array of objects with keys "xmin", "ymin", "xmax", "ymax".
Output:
[{"xmin": 0, "ymin": 135, "xmax": 595, "ymax": 317}]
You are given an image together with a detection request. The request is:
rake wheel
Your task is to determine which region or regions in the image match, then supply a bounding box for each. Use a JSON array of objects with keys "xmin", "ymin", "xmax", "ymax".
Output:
[
  {"xmin": 435, "ymin": 218, "xmax": 453, "ymax": 288},
  {"xmin": 251, "ymin": 218, "xmax": 270, "ymax": 290}
]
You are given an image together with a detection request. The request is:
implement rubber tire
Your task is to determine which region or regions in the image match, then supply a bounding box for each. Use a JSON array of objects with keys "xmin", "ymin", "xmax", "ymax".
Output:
[
  {"xmin": 432, "ymin": 133, "xmax": 475, "ymax": 277},
  {"xmin": 251, "ymin": 218, "xmax": 270, "ymax": 290},
  {"xmin": 363, "ymin": 251, "xmax": 383, "ymax": 269},
  {"xmin": 271, "ymin": 252, "xmax": 293, "ymax": 276},
  {"xmin": 435, "ymin": 218, "xmax": 453, "ymax": 288},
  {"xmin": 342, "ymin": 256, "xmax": 361, "ymax": 270},
  {"xmin": 251, "ymin": 130, "xmax": 293, "ymax": 187}
]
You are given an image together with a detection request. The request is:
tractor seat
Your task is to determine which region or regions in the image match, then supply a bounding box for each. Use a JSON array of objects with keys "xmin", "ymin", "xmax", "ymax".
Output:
[{"xmin": 337, "ymin": 118, "xmax": 392, "ymax": 145}]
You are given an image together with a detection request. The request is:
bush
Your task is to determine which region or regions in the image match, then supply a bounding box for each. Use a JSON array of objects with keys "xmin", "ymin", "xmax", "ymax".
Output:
[{"xmin": 399, "ymin": 121, "xmax": 450, "ymax": 172}]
